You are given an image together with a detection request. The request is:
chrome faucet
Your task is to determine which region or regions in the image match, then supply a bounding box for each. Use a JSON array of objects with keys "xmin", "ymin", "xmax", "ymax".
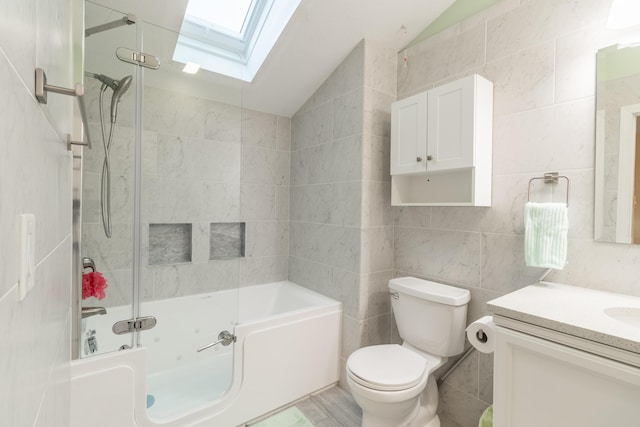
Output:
[
  {"xmin": 81, "ymin": 306, "xmax": 107, "ymax": 318},
  {"xmin": 82, "ymin": 256, "xmax": 96, "ymax": 272}
]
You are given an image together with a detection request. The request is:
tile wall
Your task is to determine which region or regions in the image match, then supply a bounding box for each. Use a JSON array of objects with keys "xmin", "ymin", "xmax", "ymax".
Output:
[
  {"xmin": 289, "ymin": 40, "xmax": 397, "ymax": 379},
  {"xmin": 289, "ymin": 42, "xmax": 366, "ymax": 359},
  {"xmin": 0, "ymin": 0, "xmax": 76, "ymax": 425},
  {"xmin": 396, "ymin": 0, "xmax": 640, "ymax": 425}
]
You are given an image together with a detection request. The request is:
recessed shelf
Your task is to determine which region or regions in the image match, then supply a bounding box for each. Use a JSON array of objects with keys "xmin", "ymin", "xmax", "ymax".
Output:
[
  {"xmin": 149, "ymin": 223, "xmax": 192, "ymax": 265},
  {"xmin": 210, "ymin": 222, "xmax": 245, "ymax": 260}
]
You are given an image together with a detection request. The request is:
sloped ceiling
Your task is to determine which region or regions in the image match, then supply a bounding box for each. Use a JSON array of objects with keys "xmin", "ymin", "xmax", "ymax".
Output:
[{"xmin": 86, "ymin": 0, "xmax": 455, "ymax": 116}]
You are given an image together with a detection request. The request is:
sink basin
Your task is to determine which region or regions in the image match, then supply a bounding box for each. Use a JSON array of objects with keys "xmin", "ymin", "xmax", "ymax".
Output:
[{"xmin": 604, "ymin": 307, "xmax": 640, "ymax": 328}]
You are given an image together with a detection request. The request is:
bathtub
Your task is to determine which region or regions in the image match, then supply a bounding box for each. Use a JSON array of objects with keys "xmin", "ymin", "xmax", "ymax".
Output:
[{"xmin": 70, "ymin": 281, "xmax": 342, "ymax": 427}]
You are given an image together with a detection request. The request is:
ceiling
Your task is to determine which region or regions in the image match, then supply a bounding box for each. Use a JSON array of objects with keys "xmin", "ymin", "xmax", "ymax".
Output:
[{"xmin": 87, "ymin": 0, "xmax": 455, "ymax": 117}]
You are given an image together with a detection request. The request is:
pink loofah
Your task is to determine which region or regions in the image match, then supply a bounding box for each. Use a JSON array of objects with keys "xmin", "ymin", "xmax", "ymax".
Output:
[{"xmin": 82, "ymin": 271, "xmax": 108, "ymax": 300}]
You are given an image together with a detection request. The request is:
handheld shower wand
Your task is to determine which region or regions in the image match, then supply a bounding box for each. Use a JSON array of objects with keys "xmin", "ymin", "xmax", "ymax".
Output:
[
  {"xmin": 92, "ymin": 73, "xmax": 119, "ymax": 90},
  {"xmin": 87, "ymin": 72, "xmax": 133, "ymax": 238},
  {"xmin": 91, "ymin": 73, "xmax": 133, "ymax": 123},
  {"xmin": 109, "ymin": 75, "xmax": 132, "ymax": 123}
]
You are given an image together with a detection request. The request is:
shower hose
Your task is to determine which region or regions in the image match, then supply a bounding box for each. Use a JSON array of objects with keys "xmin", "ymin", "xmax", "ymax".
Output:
[{"xmin": 99, "ymin": 84, "xmax": 115, "ymax": 238}]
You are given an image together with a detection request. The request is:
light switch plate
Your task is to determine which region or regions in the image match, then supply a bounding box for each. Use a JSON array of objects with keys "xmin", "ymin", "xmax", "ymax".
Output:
[{"xmin": 18, "ymin": 214, "xmax": 35, "ymax": 301}]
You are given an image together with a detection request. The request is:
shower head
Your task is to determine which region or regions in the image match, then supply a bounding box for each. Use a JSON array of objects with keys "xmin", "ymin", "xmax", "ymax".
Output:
[
  {"xmin": 92, "ymin": 73, "xmax": 120, "ymax": 91},
  {"xmin": 90, "ymin": 73, "xmax": 133, "ymax": 123},
  {"xmin": 110, "ymin": 75, "xmax": 132, "ymax": 123}
]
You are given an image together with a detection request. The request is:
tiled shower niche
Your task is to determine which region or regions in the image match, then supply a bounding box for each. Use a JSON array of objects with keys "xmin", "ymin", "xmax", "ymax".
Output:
[
  {"xmin": 210, "ymin": 222, "xmax": 245, "ymax": 259},
  {"xmin": 149, "ymin": 223, "xmax": 193, "ymax": 265},
  {"xmin": 148, "ymin": 223, "xmax": 246, "ymax": 264}
]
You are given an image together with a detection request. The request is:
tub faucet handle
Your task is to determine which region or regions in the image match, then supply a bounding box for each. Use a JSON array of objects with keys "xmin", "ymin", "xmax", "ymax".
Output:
[
  {"xmin": 82, "ymin": 257, "xmax": 96, "ymax": 272},
  {"xmin": 196, "ymin": 330, "xmax": 236, "ymax": 352}
]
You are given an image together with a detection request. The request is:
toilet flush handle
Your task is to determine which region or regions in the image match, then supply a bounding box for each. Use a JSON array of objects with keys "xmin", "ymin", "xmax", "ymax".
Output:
[{"xmin": 389, "ymin": 291, "xmax": 399, "ymax": 300}]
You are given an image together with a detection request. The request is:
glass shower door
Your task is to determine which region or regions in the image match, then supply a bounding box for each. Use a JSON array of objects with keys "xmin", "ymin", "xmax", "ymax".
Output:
[
  {"xmin": 136, "ymin": 19, "xmax": 243, "ymax": 420},
  {"xmin": 79, "ymin": 0, "xmax": 139, "ymax": 358},
  {"xmin": 80, "ymin": 2, "xmax": 243, "ymax": 419}
]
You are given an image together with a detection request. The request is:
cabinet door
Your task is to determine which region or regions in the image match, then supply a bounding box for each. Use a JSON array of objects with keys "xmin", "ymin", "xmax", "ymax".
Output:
[
  {"xmin": 426, "ymin": 75, "xmax": 475, "ymax": 172},
  {"xmin": 390, "ymin": 92, "xmax": 428, "ymax": 175},
  {"xmin": 494, "ymin": 327, "xmax": 640, "ymax": 427}
]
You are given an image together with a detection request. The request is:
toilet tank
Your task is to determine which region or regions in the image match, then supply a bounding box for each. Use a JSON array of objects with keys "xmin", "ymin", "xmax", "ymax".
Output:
[{"xmin": 390, "ymin": 277, "xmax": 470, "ymax": 357}]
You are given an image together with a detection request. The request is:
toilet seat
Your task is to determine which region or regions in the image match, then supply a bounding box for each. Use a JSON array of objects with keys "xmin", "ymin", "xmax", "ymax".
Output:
[{"xmin": 347, "ymin": 344, "xmax": 427, "ymax": 391}]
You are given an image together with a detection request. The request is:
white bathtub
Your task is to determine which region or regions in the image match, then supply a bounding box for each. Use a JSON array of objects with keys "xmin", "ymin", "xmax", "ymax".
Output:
[{"xmin": 70, "ymin": 281, "xmax": 342, "ymax": 427}]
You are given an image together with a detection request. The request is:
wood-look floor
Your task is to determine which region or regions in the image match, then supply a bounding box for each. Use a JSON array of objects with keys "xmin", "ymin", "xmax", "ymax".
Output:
[{"xmin": 247, "ymin": 386, "xmax": 363, "ymax": 427}]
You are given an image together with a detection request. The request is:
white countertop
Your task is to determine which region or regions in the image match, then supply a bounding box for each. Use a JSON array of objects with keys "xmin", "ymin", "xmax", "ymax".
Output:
[{"xmin": 487, "ymin": 281, "xmax": 640, "ymax": 354}]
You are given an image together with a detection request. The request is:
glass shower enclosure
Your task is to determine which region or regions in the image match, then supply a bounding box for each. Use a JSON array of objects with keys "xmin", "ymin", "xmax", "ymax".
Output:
[{"xmin": 78, "ymin": 1, "xmax": 244, "ymax": 419}]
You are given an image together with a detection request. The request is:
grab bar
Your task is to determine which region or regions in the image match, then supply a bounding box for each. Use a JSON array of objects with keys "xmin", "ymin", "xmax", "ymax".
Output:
[{"xmin": 34, "ymin": 68, "xmax": 92, "ymax": 150}]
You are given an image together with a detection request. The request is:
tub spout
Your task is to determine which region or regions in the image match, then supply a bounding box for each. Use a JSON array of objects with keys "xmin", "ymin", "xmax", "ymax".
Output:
[{"xmin": 82, "ymin": 306, "xmax": 107, "ymax": 319}]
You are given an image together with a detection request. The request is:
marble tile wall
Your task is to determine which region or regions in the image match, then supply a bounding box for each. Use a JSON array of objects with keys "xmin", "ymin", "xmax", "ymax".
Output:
[
  {"xmin": 0, "ymin": 0, "xmax": 75, "ymax": 425},
  {"xmin": 289, "ymin": 43, "xmax": 365, "ymax": 345},
  {"xmin": 355, "ymin": 42, "xmax": 396, "ymax": 351},
  {"xmin": 289, "ymin": 40, "xmax": 397, "ymax": 384},
  {"xmin": 395, "ymin": 0, "xmax": 640, "ymax": 426},
  {"xmin": 82, "ymin": 82, "xmax": 290, "ymax": 307}
]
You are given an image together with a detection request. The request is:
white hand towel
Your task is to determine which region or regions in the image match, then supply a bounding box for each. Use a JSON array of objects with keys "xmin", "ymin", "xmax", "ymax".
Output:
[{"xmin": 524, "ymin": 202, "xmax": 568, "ymax": 269}]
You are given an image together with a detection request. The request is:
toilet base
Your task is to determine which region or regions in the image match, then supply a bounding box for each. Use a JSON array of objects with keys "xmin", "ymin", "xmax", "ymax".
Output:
[
  {"xmin": 410, "ymin": 375, "xmax": 439, "ymax": 427},
  {"xmin": 353, "ymin": 375, "xmax": 441, "ymax": 427}
]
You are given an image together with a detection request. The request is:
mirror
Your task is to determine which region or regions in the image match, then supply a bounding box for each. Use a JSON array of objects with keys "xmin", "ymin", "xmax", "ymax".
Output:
[{"xmin": 595, "ymin": 44, "xmax": 640, "ymax": 244}]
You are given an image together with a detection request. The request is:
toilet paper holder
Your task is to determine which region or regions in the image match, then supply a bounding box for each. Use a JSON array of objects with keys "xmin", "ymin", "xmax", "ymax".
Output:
[{"xmin": 475, "ymin": 329, "xmax": 488, "ymax": 343}]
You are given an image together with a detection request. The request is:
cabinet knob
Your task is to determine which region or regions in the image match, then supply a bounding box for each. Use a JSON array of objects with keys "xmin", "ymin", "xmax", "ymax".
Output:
[
  {"xmin": 427, "ymin": 155, "xmax": 433, "ymax": 161},
  {"xmin": 416, "ymin": 156, "xmax": 422, "ymax": 162}
]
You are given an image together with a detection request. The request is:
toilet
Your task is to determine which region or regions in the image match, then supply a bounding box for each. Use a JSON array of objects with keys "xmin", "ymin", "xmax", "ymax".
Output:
[{"xmin": 346, "ymin": 277, "xmax": 470, "ymax": 427}]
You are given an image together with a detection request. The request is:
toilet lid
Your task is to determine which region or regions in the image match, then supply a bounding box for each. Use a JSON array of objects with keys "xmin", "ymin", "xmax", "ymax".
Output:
[{"xmin": 347, "ymin": 345, "xmax": 427, "ymax": 391}]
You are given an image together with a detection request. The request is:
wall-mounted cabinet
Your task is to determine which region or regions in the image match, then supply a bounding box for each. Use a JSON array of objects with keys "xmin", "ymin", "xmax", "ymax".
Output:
[{"xmin": 391, "ymin": 74, "xmax": 493, "ymax": 206}]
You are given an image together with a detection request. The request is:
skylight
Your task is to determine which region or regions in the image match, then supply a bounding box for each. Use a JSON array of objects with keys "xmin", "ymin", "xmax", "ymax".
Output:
[
  {"xmin": 184, "ymin": 0, "xmax": 253, "ymax": 34},
  {"xmin": 173, "ymin": 0, "xmax": 301, "ymax": 82}
]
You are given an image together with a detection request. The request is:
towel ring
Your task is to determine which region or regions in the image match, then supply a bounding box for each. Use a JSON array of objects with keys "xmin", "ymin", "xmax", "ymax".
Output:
[{"xmin": 527, "ymin": 172, "xmax": 570, "ymax": 207}]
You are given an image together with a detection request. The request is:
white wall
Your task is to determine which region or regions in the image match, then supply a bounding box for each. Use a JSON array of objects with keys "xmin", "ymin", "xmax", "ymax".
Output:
[
  {"xmin": 395, "ymin": 0, "xmax": 640, "ymax": 426},
  {"xmin": 0, "ymin": 0, "xmax": 76, "ymax": 425}
]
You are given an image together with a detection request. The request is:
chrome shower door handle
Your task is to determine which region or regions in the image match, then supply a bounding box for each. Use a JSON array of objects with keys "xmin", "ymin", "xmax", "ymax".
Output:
[
  {"xmin": 196, "ymin": 330, "xmax": 236, "ymax": 352},
  {"xmin": 112, "ymin": 316, "xmax": 157, "ymax": 334}
]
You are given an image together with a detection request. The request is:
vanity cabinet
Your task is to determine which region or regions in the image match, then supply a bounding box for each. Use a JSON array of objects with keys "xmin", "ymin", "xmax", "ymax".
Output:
[
  {"xmin": 390, "ymin": 74, "xmax": 493, "ymax": 206},
  {"xmin": 493, "ymin": 326, "xmax": 640, "ymax": 427},
  {"xmin": 488, "ymin": 282, "xmax": 640, "ymax": 427}
]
